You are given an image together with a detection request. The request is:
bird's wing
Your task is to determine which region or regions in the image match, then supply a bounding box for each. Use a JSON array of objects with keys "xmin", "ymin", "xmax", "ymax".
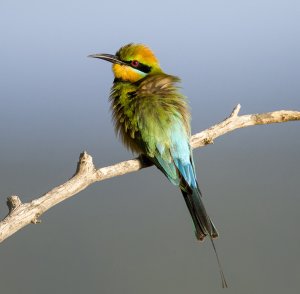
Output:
[
  {"xmin": 168, "ymin": 118, "xmax": 198, "ymax": 189},
  {"xmin": 134, "ymin": 74, "xmax": 196, "ymax": 189}
]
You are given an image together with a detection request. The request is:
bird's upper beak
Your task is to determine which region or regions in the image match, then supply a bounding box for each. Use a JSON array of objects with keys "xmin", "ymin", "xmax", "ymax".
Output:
[{"xmin": 88, "ymin": 53, "xmax": 127, "ymax": 66}]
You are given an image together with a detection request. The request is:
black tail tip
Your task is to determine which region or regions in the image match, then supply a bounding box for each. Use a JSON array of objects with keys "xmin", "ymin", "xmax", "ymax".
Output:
[
  {"xmin": 195, "ymin": 231, "xmax": 205, "ymax": 241},
  {"xmin": 195, "ymin": 231, "xmax": 218, "ymax": 241}
]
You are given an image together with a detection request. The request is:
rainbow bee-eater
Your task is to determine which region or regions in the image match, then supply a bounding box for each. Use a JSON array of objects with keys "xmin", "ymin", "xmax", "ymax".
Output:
[{"xmin": 89, "ymin": 43, "xmax": 227, "ymax": 287}]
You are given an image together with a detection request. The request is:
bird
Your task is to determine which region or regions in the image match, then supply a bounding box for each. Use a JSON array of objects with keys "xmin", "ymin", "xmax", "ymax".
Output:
[{"xmin": 89, "ymin": 43, "xmax": 227, "ymax": 288}]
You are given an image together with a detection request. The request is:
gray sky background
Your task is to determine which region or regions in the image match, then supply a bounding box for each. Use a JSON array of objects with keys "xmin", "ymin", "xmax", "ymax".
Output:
[{"xmin": 0, "ymin": 1, "xmax": 300, "ymax": 293}]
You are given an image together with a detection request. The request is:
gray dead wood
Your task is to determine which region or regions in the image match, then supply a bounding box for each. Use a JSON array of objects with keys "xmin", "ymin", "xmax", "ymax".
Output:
[{"xmin": 1, "ymin": 104, "xmax": 299, "ymax": 243}]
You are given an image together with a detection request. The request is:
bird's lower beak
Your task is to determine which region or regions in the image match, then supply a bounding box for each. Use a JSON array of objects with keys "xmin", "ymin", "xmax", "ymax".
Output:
[{"xmin": 88, "ymin": 53, "xmax": 127, "ymax": 65}]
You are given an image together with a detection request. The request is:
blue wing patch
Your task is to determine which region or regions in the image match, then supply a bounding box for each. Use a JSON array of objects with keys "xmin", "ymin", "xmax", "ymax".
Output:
[{"xmin": 153, "ymin": 118, "xmax": 198, "ymax": 189}]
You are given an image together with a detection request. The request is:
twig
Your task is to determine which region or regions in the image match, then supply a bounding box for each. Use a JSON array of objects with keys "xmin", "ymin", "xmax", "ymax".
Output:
[{"xmin": 0, "ymin": 105, "xmax": 299, "ymax": 243}]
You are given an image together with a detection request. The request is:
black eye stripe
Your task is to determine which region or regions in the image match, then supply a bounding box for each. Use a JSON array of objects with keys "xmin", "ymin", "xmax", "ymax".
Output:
[
  {"xmin": 123, "ymin": 60, "xmax": 151, "ymax": 73},
  {"xmin": 136, "ymin": 63, "xmax": 151, "ymax": 73}
]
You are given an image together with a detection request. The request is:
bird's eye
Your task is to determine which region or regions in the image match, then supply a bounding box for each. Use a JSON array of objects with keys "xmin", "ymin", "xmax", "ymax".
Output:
[{"xmin": 131, "ymin": 60, "xmax": 139, "ymax": 67}]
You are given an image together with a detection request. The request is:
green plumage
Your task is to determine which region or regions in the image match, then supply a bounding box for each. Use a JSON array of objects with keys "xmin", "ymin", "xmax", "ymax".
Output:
[{"xmin": 110, "ymin": 73, "xmax": 190, "ymax": 157}]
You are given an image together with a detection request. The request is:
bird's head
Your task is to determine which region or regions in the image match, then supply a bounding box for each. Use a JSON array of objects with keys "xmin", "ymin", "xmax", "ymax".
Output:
[{"xmin": 89, "ymin": 43, "xmax": 162, "ymax": 82}]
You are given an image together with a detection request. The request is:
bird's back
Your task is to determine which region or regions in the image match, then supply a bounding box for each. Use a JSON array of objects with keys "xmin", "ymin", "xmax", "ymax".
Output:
[{"xmin": 110, "ymin": 73, "xmax": 190, "ymax": 157}]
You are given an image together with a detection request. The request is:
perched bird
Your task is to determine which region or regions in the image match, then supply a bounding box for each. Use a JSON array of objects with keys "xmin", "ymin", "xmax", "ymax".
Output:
[{"xmin": 89, "ymin": 43, "xmax": 227, "ymax": 287}]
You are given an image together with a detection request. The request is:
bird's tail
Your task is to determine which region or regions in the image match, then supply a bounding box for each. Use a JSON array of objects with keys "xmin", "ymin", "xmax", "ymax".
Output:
[
  {"xmin": 181, "ymin": 189, "xmax": 217, "ymax": 240},
  {"xmin": 181, "ymin": 187, "xmax": 228, "ymax": 288}
]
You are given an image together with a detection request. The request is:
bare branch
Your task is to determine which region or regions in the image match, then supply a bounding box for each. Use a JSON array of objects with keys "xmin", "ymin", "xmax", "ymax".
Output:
[{"xmin": 1, "ymin": 105, "xmax": 299, "ymax": 243}]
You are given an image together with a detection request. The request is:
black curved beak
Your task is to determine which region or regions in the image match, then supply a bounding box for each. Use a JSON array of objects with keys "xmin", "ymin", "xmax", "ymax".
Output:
[{"xmin": 88, "ymin": 53, "xmax": 127, "ymax": 66}]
